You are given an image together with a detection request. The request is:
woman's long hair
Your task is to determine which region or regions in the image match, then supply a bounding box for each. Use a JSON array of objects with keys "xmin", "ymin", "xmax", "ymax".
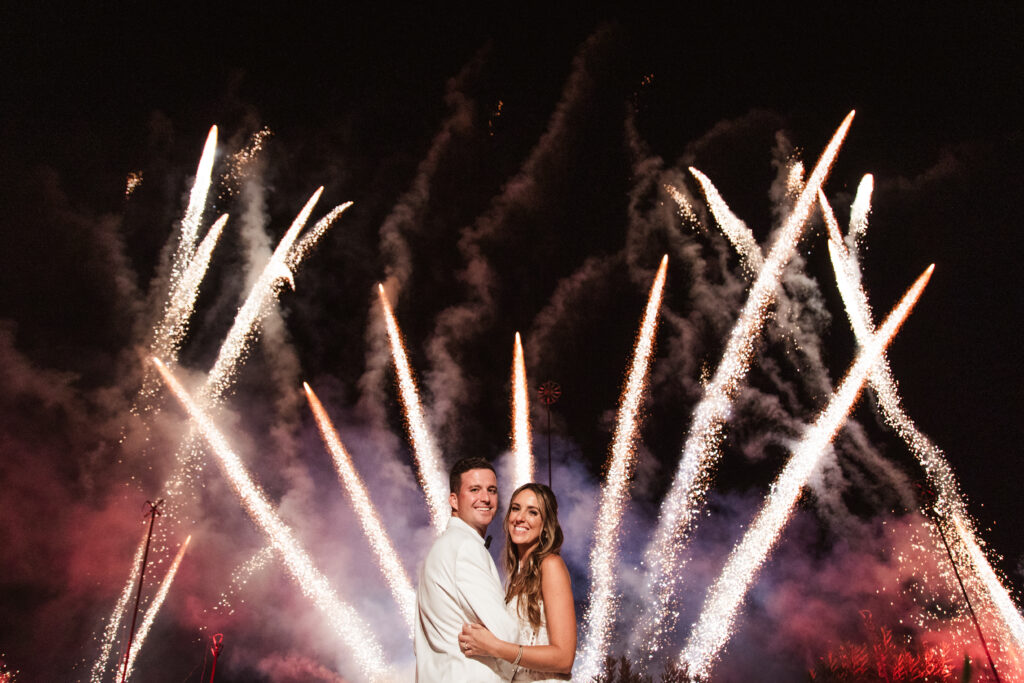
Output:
[{"xmin": 503, "ymin": 483, "xmax": 564, "ymax": 632}]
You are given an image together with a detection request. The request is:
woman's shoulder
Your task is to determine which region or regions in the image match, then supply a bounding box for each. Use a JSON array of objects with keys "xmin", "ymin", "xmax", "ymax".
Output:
[{"xmin": 539, "ymin": 553, "xmax": 569, "ymax": 577}]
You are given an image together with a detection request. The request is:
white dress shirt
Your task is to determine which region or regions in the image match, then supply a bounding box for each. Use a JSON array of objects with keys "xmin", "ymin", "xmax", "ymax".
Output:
[{"xmin": 415, "ymin": 516, "xmax": 517, "ymax": 682}]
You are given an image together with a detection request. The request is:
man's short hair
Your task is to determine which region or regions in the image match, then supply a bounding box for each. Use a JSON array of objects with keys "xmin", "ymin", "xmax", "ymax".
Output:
[{"xmin": 449, "ymin": 457, "xmax": 495, "ymax": 493}]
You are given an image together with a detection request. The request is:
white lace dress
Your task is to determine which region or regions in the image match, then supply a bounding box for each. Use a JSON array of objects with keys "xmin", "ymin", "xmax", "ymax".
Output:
[{"xmin": 508, "ymin": 597, "xmax": 568, "ymax": 682}]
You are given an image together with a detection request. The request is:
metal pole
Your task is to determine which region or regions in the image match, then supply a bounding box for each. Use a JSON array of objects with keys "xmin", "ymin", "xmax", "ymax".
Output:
[
  {"xmin": 120, "ymin": 499, "xmax": 163, "ymax": 683},
  {"xmin": 546, "ymin": 404, "xmax": 552, "ymax": 488},
  {"xmin": 931, "ymin": 516, "xmax": 1002, "ymax": 683},
  {"xmin": 538, "ymin": 381, "xmax": 560, "ymax": 489}
]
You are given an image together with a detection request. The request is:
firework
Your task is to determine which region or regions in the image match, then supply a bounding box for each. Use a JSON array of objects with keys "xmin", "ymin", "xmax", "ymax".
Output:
[
  {"xmin": 204, "ymin": 188, "xmax": 323, "ymax": 399},
  {"xmin": 511, "ymin": 332, "xmax": 533, "ymax": 490},
  {"xmin": 125, "ymin": 172, "xmax": 143, "ymax": 198},
  {"xmin": 304, "ymin": 382, "xmax": 417, "ymax": 631},
  {"xmin": 847, "ymin": 173, "xmax": 873, "ymax": 247},
  {"xmin": 377, "ymin": 284, "xmax": 449, "ymax": 533},
  {"xmin": 680, "ymin": 263, "xmax": 933, "ymax": 678},
  {"xmin": 820, "ymin": 190, "xmax": 1024, "ymax": 656},
  {"xmin": 150, "ymin": 214, "xmax": 229, "ymax": 367},
  {"xmin": 663, "ymin": 184, "xmax": 699, "ymax": 227},
  {"xmin": 576, "ymin": 255, "xmax": 668, "ymax": 682},
  {"xmin": 171, "ymin": 125, "xmax": 218, "ymax": 292},
  {"xmin": 152, "ymin": 358, "xmax": 392, "ymax": 681},
  {"xmin": 89, "ymin": 532, "xmax": 147, "ymax": 683},
  {"xmin": 208, "ymin": 546, "xmax": 276, "ymax": 617},
  {"xmin": 640, "ymin": 111, "xmax": 855, "ymax": 653},
  {"xmin": 287, "ymin": 202, "xmax": 354, "ymax": 271},
  {"xmin": 108, "ymin": 163, "xmax": 352, "ymax": 674},
  {"xmin": 687, "ymin": 169, "xmax": 763, "ymax": 275},
  {"xmin": 123, "ymin": 536, "xmax": 192, "ymax": 681}
]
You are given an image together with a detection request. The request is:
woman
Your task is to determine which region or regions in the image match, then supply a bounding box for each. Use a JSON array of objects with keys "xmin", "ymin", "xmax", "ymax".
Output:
[{"xmin": 460, "ymin": 482, "xmax": 576, "ymax": 681}]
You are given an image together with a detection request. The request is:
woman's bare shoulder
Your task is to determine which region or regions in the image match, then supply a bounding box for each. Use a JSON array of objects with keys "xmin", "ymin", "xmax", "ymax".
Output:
[{"xmin": 540, "ymin": 553, "xmax": 570, "ymax": 578}]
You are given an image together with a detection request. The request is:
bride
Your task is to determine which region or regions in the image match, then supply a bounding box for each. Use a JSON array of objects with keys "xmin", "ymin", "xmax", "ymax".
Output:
[{"xmin": 460, "ymin": 483, "xmax": 576, "ymax": 681}]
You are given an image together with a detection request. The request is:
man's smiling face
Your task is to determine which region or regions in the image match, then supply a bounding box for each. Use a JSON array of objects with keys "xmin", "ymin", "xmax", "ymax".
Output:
[{"xmin": 450, "ymin": 468, "xmax": 498, "ymax": 536}]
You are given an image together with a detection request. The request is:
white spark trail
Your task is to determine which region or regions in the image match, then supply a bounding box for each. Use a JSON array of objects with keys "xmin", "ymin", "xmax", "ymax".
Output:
[
  {"xmin": 663, "ymin": 184, "xmax": 699, "ymax": 226},
  {"xmin": 288, "ymin": 202, "xmax": 355, "ymax": 271},
  {"xmin": 511, "ymin": 332, "xmax": 533, "ymax": 490},
  {"xmin": 171, "ymin": 126, "xmax": 218, "ymax": 290},
  {"xmin": 304, "ymin": 382, "xmax": 417, "ymax": 631},
  {"xmin": 152, "ymin": 359, "xmax": 392, "ymax": 681},
  {"xmin": 124, "ymin": 536, "xmax": 192, "ymax": 681},
  {"xmin": 681, "ymin": 264, "xmax": 934, "ymax": 678},
  {"xmin": 378, "ymin": 284, "xmax": 449, "ymax": 533},
  {"xmin": 820, "ymin": 190, "xmax": 1024, "ymax": 653},
  {"xmin": 89, "ymin": 531, "xmax": 147, "ymax": 683},
  {"xmin": 107, "ymin": 135, "xmax": 351, "ymax": 676},
  {"xmin": 640, "ymin": 111, "xmax": 855, "ymax": 652},
  {"xmin": 204, "ymin": 188, "xmax": 327, "ymax": 399},
  {"xmin": 687, "ymin": 169, "xmax": 764, "ymax": 274},
  {"xmin": 848, "ymin": 174, "xmax": 873, "ymax": 247},
  {"xmin": 951, "ymin": 515, "xmax": 1024, "ymax": 651},
  {"xmin": 576, "ymin": 255, "xmax": 668, "ymax": 682},
  {"xmin": 152, "ymin": 213, "xmax": 229, "ymax": 364}
]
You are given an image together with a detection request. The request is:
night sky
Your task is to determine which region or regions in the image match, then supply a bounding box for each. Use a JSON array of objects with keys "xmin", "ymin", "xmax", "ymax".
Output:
[{"xmin": 1, "ymin": 5, "xmax": 1022, "ymax": 682}]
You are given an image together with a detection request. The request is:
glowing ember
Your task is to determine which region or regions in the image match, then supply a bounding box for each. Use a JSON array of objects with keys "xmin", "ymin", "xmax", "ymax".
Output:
[
  {"xmin": 152, "ymin": 358, "xmax": 392, "ymax": 681},
  {"xmin": 377, "ymin": 284, "xmax": 449, "ymax": 533},
  {"xmin": 511, "ymin": 332, "xmax": 534, "ymax": 489},
  {"xmin": 640, "ymin": 111, "xmax": 856, "ymax": 654},
  {"xmin": 304, "ymin": 382, "xmax": 417, "ymax": 631},
  {"xmin": 576, "ymin": 255, "xmax": 669, "ymax": 682},
  {"xmin": 123, "ymin": 536, "xmax": 192, "ymax": 680},
  {"xmin": 124, "ymin": 171, "xmax": 143, "ymax": 197},
  {"xmin": 680, "ymin": 264, "xmax": 933, "ymax": 678}
]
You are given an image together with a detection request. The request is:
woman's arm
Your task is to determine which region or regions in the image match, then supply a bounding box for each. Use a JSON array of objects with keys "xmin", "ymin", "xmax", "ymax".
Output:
[{"xmin": 460, "ymin": 554, "xmax": 577, "ymax": 674}]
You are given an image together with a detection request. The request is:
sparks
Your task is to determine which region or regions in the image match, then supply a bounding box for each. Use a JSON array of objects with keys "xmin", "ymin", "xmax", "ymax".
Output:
[
  {"xmin": 304, "ymin": 382, "xmax": 417, "ymax": 631},
  {"xmin": 171, "ymin": 125, "xmax": 218, "ymax": 292},
  {"xmin": 377, "ymin": 284, "xmax": 449, "ymax": 533},
  {"xmin": 152, "ymin": 358, "xmax": 392, "ymax": 681},
  {"xmin": 821, "ymin": 189, "xmax": 1024, "ymax": 656},
  {"xmin": 89, "ymin": 531, "xmax": 147, "ymax": 683},
  {"xmin": 511, "ymin": 332, "xmax": 534, "ymax": 490},
  {"xmin": 688, "ymin": 169, "xmax": 764, "ymax": 275},
  {"xmin": 204, "ymin": 188, "xmax": 324, "ymax": 399},
  {"xmin": 680, "ymin": 264, "xmax": 933, "ymax": 678},
  {"xmin": 576, "ymin": 255, "xmax": 668, "ymax": 682},
  {"xmin": 123, "ymin": 536, "xmax": 192, "ymax": 681},
  {"xmin": 151, "ymin": 213, "xmax": 229, "ymax": 366},
  {"xmin": 640, "ymin": 111, "xmax": 855, "ymax": 652}
]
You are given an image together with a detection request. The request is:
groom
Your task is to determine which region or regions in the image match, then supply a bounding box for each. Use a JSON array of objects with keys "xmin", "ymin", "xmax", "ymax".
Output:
[{"xmin": 414, "ymin": 457, "xmax": 517, "ymax": 681}]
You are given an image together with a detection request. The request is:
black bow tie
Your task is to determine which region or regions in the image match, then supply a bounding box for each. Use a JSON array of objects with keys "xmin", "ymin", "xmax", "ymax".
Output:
[{"xmin": 484, "ymin": 535, "xmax": 492, "ymax": 549}]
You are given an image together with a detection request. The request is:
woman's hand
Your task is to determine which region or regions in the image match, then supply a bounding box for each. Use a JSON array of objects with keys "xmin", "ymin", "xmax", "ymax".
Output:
[{"xmin": 459, "ymin": 622, "xmax": 501, "ymax": 658}]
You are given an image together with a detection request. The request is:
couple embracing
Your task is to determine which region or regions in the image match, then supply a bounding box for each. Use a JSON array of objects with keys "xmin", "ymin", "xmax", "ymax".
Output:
[{"xmin": 414, "ymin": 457, "xmax": 576, "ymax": 681}]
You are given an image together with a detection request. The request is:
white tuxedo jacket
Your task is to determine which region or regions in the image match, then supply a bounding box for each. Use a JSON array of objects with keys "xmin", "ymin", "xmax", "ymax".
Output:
[{"xmin": 415, "ymin": 516, "xmax": 517, "ymax": 682}]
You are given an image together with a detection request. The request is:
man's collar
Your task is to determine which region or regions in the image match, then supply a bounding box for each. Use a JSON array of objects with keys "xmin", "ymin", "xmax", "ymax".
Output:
[{"xmin": 448, "ymin": 515, "xmax": 487, "ymax": 544}]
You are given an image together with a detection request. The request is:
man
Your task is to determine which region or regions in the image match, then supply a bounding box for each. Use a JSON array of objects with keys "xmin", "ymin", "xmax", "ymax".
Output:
[{"xmin": 415, "ymin": 457, "xmax": 518, "ymax": 681}]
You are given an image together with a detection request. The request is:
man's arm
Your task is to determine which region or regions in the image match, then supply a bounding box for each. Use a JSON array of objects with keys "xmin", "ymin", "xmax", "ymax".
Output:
[{"xmin": 455, "ymin": 543, "xmax": 517, "ymax": 642}]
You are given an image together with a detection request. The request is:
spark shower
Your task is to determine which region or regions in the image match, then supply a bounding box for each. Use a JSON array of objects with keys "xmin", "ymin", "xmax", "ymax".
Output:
[{"xmin": 69, "ymin": 101, "xmax": 1024, "ymax": 682}]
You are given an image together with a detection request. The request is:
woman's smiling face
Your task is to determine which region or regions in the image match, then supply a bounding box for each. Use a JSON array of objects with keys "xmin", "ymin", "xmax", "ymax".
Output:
[{"xmin": 507, "ymin": 488, "xmax": 543, "ymax": 550}]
